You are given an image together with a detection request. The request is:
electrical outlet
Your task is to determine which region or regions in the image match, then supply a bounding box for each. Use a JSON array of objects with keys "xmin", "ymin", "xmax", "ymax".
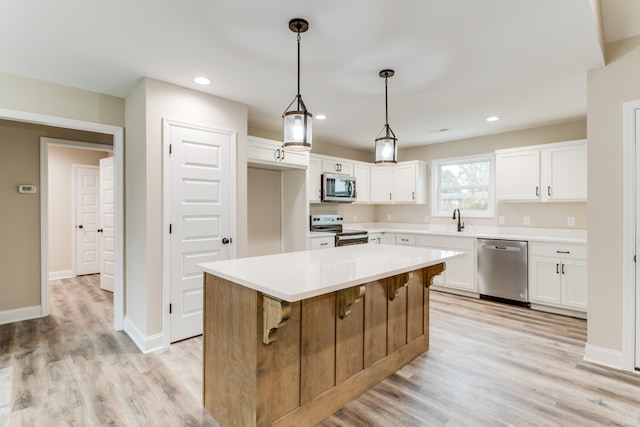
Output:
[
  {"xmin": 567, "ymin": 216, "xmax": 575, "ymax": 226},
  {"xmin": 424, "ymin": 215, "xmax": 430, "ymax": 223},
  {"xmin": 386, "ymin": 214, "xmax": 391, "ymax": 221},
  {"xmin": 523, "ymin": 216, "xmax": 531, "ymax": 226},
  {"xmin": 498, "ymin": 216, "xmax": 505, "ymax": 225},
  {"xmin": 353, "ymin": 214, "xmax": 357, "ymax": 222}
]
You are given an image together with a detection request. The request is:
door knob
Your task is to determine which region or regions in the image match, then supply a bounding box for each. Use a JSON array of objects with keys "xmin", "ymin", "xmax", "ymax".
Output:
[
  {"xmin": 78, "ymin": 225, "xmax": 83, "ymax": 229},
  {"xmin": 222, "ymin": 237, "xmax": 232, "ymax": 244}
]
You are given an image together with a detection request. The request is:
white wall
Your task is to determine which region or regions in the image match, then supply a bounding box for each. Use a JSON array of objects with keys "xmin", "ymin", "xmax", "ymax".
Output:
[
  {"xmin": 125, "ymin": 78, "xmax": 248, "ymax": 340},
  {"xmin": 587, "ymin": 34, "xmax": 640, "ymax": 358}
]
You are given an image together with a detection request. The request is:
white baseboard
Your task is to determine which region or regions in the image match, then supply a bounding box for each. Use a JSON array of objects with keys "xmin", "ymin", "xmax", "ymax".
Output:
[
  {"xmin": 49, "ymin": 270, "xmax": 73, "ymax": 280},
  {"xmin": 583, "ymin": 344, "xmax": 625, "ymax": 370},
  {"xmin": 124, "ymin": 316, "xmax": 164, "ymax": 354},
  {"xmin": 0, "ymin": 305, "xmax": 43, "ymax": 325}
]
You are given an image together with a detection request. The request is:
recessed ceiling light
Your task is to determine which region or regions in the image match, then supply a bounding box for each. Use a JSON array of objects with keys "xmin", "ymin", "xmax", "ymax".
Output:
[
  {"xmin": 194, "ymin": 76, "xmax": 211, "ymax": 85},
  {"xmin": 486, "ymin": 116, "xmax": 500, "ymax": 122},
  {"xmin": 316, "ymin": 114, "xmax": 327, "ymax": 120}
]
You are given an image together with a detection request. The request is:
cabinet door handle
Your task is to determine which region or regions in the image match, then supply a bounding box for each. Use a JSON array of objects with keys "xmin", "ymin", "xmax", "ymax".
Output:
[
  {"xmin": 280, "ymin": 149, "xmax": 285, "ymax": 160},
  {"xmin": 275, "ymin": 149, "xmax": 281, "ymax": 160},
  {"xmin": 561, "ymin": 264, "xmax": 565, "ymax": 274},
  {"xmin": 556, "ymin": 250, "xmax": 570, "ymax": 254},
  {"xmin": 412, "ymin": 191, "xmax": 415, "ymax": 200},
  {"xmin": 535, "ymin": 186, "xmax": 539, "ymax": 197},
  {"xmin": 556, "ymin": 263, "xmax": 559, "ymax": 274},
  {"xmin": 548, "ymin": 186, "xmax": 551, "ymax": 196}
]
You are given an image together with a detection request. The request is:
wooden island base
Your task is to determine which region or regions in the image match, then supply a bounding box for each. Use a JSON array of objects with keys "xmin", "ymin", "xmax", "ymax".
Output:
[{"xmin": 203, "ymin": 263, "xmax": 445, "ymax": 427}]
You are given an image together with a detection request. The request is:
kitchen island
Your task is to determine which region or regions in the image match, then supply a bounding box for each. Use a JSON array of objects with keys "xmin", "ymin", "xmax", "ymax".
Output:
[{"xmin": 199, "ymin": 244, "xmax": 459, "ymax": 427}]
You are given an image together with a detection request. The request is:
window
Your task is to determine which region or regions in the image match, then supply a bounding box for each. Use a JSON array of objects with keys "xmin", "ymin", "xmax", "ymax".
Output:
[{"xmin": 432, "ymin": 154, "xmax": 494, "ymax": 218}]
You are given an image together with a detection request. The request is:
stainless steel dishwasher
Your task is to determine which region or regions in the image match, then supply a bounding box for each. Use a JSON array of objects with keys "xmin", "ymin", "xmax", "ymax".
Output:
[{"xmin": 477, "ymin": 239, "xmax": 529, "ymax": 305}]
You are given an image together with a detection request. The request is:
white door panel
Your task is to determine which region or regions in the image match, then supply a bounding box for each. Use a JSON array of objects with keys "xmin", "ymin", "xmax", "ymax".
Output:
[
  {"xmin": 99, "ymin": 157, "xmax": 115, "ymax": 292},
  {"xmin": 75, "ymin": 165, "xmax": 100, "ymax": 276},
  {"xmin": 169, "ymin": 123, "xmax": 234, "ymax": 343}
]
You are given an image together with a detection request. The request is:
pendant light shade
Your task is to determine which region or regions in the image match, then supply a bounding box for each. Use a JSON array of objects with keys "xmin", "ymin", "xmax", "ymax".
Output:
[
  {"xmin": 375, "ymin": 69, "xmax": 398, "ymax": 165},
  {"xmin": 283, "ymin": 18, "xmax": 312, "ymax": 152}
]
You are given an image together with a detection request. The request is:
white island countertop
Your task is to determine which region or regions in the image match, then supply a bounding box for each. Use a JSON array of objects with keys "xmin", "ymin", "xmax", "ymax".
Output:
[{"xmin": 200, "ymin": 244, "xmax": 461, "ymax": 302}]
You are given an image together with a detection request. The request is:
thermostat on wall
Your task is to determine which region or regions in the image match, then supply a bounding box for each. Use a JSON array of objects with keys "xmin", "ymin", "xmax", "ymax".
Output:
[{"xmin": 18, "ymin": 184, "xmax": 37, "ymax": 194}]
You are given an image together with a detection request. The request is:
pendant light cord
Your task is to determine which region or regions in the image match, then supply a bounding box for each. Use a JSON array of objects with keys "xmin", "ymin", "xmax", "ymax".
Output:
[{"xmin": 297, "ymin": 31, "xmax": 301, "ymax": 110}]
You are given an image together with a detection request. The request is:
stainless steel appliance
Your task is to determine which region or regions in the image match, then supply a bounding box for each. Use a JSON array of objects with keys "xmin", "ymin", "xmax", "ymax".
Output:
[
  {"xmin": 321, "ymin": 174, "xmax": 357, "ymax": 203},
  {"xmin": 310, "ymin": 214, "xmax": 368, "ymax": 246},
  {"xmin": 477, "ymin": 239, "xmax": 529, "ymax": 305}
]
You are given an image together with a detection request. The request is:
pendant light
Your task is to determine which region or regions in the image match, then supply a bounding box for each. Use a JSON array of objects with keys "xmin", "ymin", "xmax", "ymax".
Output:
[
  {"xmin": 375, "ymin": 69, "xmax": 398, "ymax": 165},
  {"xmin": 283, "ymin": 18, "xmax": 312, "ymax": 152}
]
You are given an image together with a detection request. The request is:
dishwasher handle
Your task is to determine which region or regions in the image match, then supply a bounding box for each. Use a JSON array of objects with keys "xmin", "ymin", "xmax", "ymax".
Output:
[{"xmin": 484, "ymin": 244, "xmax": 522, "ymax": 252}]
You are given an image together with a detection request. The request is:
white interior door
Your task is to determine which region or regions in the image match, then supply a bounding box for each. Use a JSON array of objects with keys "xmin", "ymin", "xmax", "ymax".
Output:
[
  {"xmin": 169, "ymin": 123, "xmax": 234, "ymax": 343},
  {"xmin": 75, "ymin": 165, "xmax": 100, "ymax": 276},
  {"xmin": 99, "ymin": 157, "xmax": 115, "ymax": 292}
]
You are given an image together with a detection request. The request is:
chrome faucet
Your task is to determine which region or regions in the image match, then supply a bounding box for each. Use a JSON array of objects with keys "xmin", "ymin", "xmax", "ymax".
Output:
[{"xmin": 452, "ymin": 208, "xmax": 465, "ymax": 232}]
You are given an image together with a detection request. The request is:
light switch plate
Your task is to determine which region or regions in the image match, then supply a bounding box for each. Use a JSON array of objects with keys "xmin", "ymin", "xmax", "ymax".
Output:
[
  {"xmin": 498, "ymin": 216, "xmax": 505, "ymax": 225},
  {"xmin": 567, "ymin": 216, "xmax": 575, "ymax": 226},
  {"xmin": 523, "ymin": 216, "xmax": 531, "ymax": 226},
  {"xmin": 18, "ymin": 184, "xmax": 37, "ymax": 194}
]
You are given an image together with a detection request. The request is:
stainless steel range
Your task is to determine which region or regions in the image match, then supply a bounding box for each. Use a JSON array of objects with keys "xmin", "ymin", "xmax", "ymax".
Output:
[{"xmin": 310, "ymin": 214, "xmax": 368, "ymax": 246}]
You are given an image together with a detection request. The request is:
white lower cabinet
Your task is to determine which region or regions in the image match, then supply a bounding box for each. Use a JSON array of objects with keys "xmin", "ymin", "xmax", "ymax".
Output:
[
  {"xmin": 529, "ymin": 242, "xmax": 587, "ymax": 313},
  {"xmin": 368, "ymin": 233, "xmax": 382, "ymax": 244},
  {"xmin": 380, "ymin": 233, "xmax": 396, "ymax": 245},
  {"xmin": 418, "ymin": 235, "xmax": 476, "ymax": 292},
  {"xmin": 308, "ymin": 235, "xmax": 335, "ymax": 250}
]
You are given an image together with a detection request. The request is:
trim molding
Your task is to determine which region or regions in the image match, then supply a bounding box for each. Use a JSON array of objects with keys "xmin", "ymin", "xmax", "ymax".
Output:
[
  {"xmin": 124, "ymin": 316, "xmax": 164, "ymax": 354},
  {"xmin": 0, "ymin": 305, "xmax": 42, "ymax": 325},
  {"xmin": 49, "ymin": 270, "xmax": 73, "ymax": 280},
  {"xmin": 584, "ymin": 344, "xmax": 624, "ymax": 370}
]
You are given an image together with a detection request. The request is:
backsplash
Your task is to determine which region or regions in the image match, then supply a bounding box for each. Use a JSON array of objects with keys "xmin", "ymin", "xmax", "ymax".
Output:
[
  {"xmin": 374, "ymin": 202, "xmax": 587, "ymax": 230},
  {"xmin": 309, "ymin": 203, "xmax": 376, "ymax": 224}
]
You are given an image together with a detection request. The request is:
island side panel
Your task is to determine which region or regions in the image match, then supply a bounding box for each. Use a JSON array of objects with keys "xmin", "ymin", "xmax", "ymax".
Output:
[
  {"xmin": 387, "ymin": 274, "xmax": 409, "ymax": 353},
  {"xmin": 203, "ymin": 274, "xmax": 258, "ymax": 427},
  {"xmin": 256, "ymin": 298, "xmax": 302, "ymax": 424},
  {"xmin": 335, "ymin": 294, "xmax": 365, "ymax": 384},
  {"xmin": 407, "ymin": 269, "xmax": 426, "ymax": 342},
  {"xmin": 364, "ymin": 280, "xmax": 388, "ymax": 368},
  {"xmin": 301, "ymin": 293, "xmax": 337, "ymax": 404}
]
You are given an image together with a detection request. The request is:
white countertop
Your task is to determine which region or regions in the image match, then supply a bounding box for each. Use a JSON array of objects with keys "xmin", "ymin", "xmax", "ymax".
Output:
[
  {"xmin": 200, "ymin": 244, "xmax": 461, "ymax": 302},
  {"xmin": 318, "ymin": 223, "xmax": 587, "ymax": 244}
]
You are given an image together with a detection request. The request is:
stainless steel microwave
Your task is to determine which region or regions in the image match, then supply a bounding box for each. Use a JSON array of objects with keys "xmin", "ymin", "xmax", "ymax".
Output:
[{"xmin": 321, "ymin": 173, "xmax": 357, "ymax": 203}]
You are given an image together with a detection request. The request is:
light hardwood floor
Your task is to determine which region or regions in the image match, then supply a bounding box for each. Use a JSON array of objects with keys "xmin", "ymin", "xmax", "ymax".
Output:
[{"xmin": 2, "ymin": 275, "xmax": 640, "ymax": 426}]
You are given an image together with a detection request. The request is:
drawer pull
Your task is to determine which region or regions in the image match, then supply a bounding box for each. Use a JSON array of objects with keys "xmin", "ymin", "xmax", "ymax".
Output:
[
  {"xmin": 320, "ymin": 243, "xmax": 328, "ymax": 246},
  {"xmin": 556, "ymin": 263, "xmax": 559, "ymax": 274},
  {"xmin": 556, "ymin": 250, "xmax": 570, "ymax": 254}
]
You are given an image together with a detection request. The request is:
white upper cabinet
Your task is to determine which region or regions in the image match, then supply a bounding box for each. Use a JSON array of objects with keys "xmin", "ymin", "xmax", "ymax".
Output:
[
  {"xmin": 248, "ymin": 136, "xmax": 309, "ymax": 169},
  {"xmin": 307, "ymin": 156, "xmax": 322, "ymax": 203},
  {"xmin": 370, "ymin": 166, "xmax": 394, "ymax": 203},
  {"xmin": 543, "ymin": 143, "xmax": 587, "ymax": 201},
  {"xmin": 495, "ymin": 150, "xmax": 540, "ymax": 201},
  {"xmin": 370, "ymin": 161, "xmax": 427, "ymax": 204},
  {"xmin": 495, "ymin": 140, "xmax": 587, "ymax": 202},
  {"xmin": 353, "ymin": 163, "xmax": 370, "ymax": 203},
  {"xmin": 322, "ymin": 159, "xmax": 353, "ymax": 176},
  {"xmin": 392, "ymin": 161, "xmax": 427, "ymax": 204}
]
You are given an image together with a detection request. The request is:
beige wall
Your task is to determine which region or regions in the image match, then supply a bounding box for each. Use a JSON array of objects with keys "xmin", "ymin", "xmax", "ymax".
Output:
[
  {"xmin": 586, "ymin": 34, "xmax": 640, "ymax": 352},
  {"xmin": 248, "ymin": 168, "xmax": 282, "ymax": 256},
  {"xmin": 0, "ymin": 71, "xmax": 124, "ymax": 127},
  {"xmin": 125, "ymin": 78, "xmax": 248, "ymax": 337},
  {"xmin": 48, "ymin": 145, "xmax": 112, "ymax": 274},
  {"xmin": 378, "ymin": 120, "xmax": 588, "ymax": 229},
  {"xmin": 0, "ymin": 119, "xmax": 117, "ymax": 312}
]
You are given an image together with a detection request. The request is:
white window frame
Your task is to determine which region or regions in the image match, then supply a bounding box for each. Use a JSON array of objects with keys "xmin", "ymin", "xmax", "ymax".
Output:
[{"xmin": 431, "ymin": 153, "xmax": 495, "ymax": 218}]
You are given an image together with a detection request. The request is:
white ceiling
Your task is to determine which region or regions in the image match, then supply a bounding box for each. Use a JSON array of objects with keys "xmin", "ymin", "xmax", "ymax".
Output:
[{"xmin": 0, "ymin": 1, "xmax": 638, "ymax": 151}]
